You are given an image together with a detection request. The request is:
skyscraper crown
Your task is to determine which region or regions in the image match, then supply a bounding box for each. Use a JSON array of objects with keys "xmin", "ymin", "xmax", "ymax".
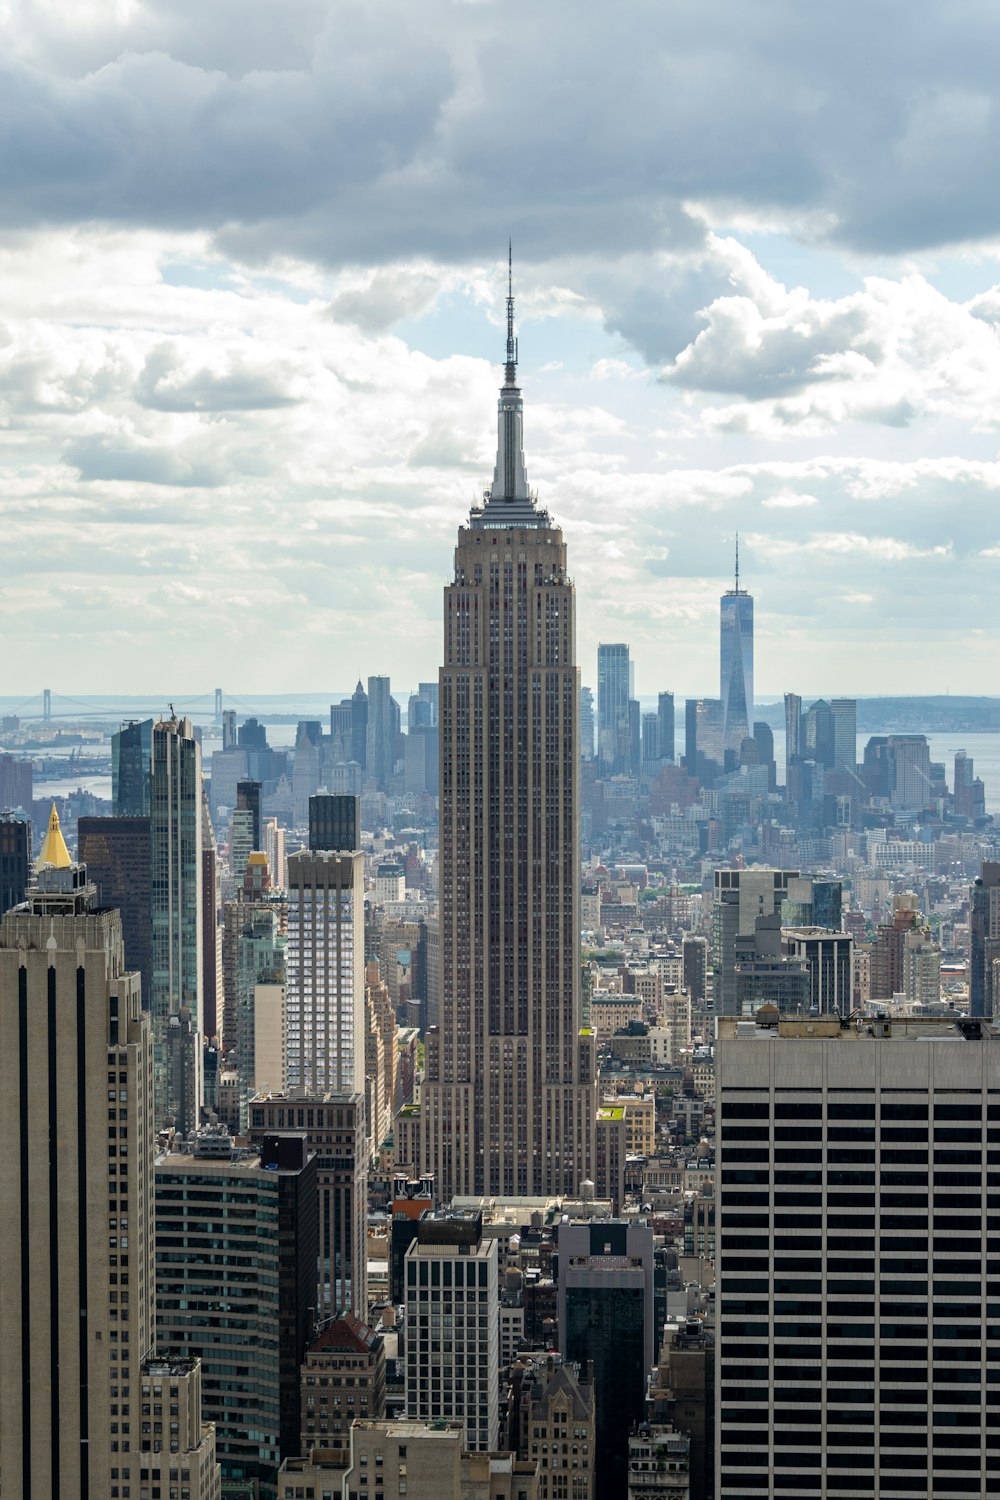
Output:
[{"xmin": 469, "ymin": 246, "xmax": 550, "ymax": 530}]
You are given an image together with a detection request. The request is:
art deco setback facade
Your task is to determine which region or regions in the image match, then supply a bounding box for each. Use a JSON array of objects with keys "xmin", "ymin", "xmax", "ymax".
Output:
[
  {"xmin": 409, "ymin": 273, "xmax": 596, "ymax": 1201},
  {"xmin": 716, "ymin": 1013, "xmax": 1000, "ymax": 1500},
  {"xmin": 0, "ymin": 838, "xmax": 218, "ymax": 1499}
]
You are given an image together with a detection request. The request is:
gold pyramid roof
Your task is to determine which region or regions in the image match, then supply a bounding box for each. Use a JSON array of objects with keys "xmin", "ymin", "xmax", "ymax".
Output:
[{"xmin": 36, "ymin": 803, "xmax": 72, "ymax": 871}]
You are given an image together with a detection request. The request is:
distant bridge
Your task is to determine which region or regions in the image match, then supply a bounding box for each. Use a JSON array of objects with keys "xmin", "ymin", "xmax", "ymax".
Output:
[{"xmin": 2, "ymin": 688, "xmax": 242, "ymax": 725}]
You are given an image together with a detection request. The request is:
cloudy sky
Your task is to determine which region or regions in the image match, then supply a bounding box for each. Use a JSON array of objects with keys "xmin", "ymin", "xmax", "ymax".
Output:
[{"xmin": 4, "ymin": 0, "xmax": 1000, "ymax": 700}]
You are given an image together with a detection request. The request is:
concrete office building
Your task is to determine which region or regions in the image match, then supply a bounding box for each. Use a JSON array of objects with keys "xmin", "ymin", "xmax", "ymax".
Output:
[
  {"xmin": 285, "ymin": 848, "xmax": 365, "ymax": 1096},
  {"xmin": 333, "ymin": 1418, "xmax": 539, "ymax": 1500},
  {"xmin": 0, "ymin": 814, "xmax": 218, "ymax": 1498},
  {"xmin": 711, "ymin": 868, "xmax": 799, "ymax": 1014},
  {"xmin": 404, "ymin": 1210, "xmax": 500, "ymax": 1451},
  {"xmin": 782, "ymin": 927, "xmax": 854, "ymax": 1016},
  {"xmin": 716, "ymin": 1011, "xmax": 1000, "ymax": 1500},
  {"xmin": 150, "ymin": 713, "xmax": 203, "ymax": 1132},
  {"xmin": 408, "ymin": 268, "xmax": 597, "ymax": 1202}
]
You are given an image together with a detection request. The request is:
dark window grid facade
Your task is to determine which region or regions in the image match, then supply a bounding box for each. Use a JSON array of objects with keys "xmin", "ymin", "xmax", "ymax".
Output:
[{"xmin": 718, "ymin": 1087, "xmax": 997, "ymax": 1497}]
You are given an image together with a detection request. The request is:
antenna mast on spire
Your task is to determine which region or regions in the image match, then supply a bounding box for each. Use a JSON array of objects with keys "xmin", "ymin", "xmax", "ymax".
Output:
[
  {"xmin": 505, "ymin": 240, "xmax": 518, "ymax": 386},
  {"xmin": 735, "ymin": 532, "xmax": 740, "ymax": 592}
]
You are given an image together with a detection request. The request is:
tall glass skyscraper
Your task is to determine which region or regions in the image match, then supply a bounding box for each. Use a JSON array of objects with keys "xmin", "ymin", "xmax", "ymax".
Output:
[
  {"xmin": 150, "ymin": 714, "xmax": 203, "ymax": 1131},
  {"xmin": 720, "ymin": 538, "xmax": 753, "ymax": 759},
  {"xmin": 409, "ymin": 260, "xmax": 596, "ymax": 1200},
  {"xmin": 112, "ymin": 716, "xmax": 152, "ymax": 816},
  {"xmin": 597, "ymin": 642, "xmax": 632, "ymax": 775}
]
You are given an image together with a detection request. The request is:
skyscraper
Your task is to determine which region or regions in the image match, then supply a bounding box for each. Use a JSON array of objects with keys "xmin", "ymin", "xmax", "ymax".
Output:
[
  {"xmin": 78, "ymin": 814, "xmax": 153, "ymax": 1010},
  {"xmin": 970, "ymin": 861, "xmax": 1000, "ymax": 1018},
  {"xmin": 830, "ymin": 696, "xmax": 857, "ymax": 773},
  {"xmin": 0, "ymin": 808, "xmax": 29, "ymax": 916},
  {"xmin": 201, "ymin": 789, "xmax": 221, "ymax": 1041},
  {"xmin": 712, "ymin": 867, "xmax": 799, "ymax": 1014},
  {"xmin": 236, "ymin": 778, "xmax": 262, "ymax": 848},
  {"xmin": 351, "ymin": 679, "xmax": 368, "ymax": 771},
  {"xmin": 597, "ymin": 643, "xmax": 632, "ymax": 775},
  {"xmin": 716, "ymin": 1011, "xmax": 1000, "ymax": 1500},
  {"xmin": 112, "ymin": 716, "xmax": 153, "ymax": 816},
  {"xmin": 407, "ymin": 261, "xmax": 596, "ymax": 1200},
  {"xmin": 0, "ymin": 816, "xmax": 218, "ymax": 1496},
  {"xmin": 558, "ymin": 1219, "xmax": 655, "ymax": 1496},
  {"xmin": 720, "ymin": 539, "xmax": 753, "ymax": 760},
  {"xmin": 657, "ymin": 689, "xmax": 675, "ymax": 763},
  {"xmin": 150, "ymin": 714, "xmax": 203, "ymax": 1132},
  {"xmin": 783, "ymin": 691, "xmax": 802, "ymax": 783},
  {"xmin": 579, "ymin": 685, "xmax": 595, "ymax": 760},
  {"xmin": 156, "ymin": 1129, "xmax": 318, "ymax": 1490},
  {"xmin": 684, "ymin": 696, "xmax": 724, "ymax": 785},
  {"xmin": 309, "ymin": 791, "xmax": 360, "ymax": 853},
  {"xmin": 404, "ymin": 1210, "xmax": 499, "ymax": 1451},
  {"xmin": 366, "ymin": 675, "xmax": 396, "ymax": 791},
  {"xmin": 285, "ymin": 848, "xmax": 364, "ymax": 1094}
]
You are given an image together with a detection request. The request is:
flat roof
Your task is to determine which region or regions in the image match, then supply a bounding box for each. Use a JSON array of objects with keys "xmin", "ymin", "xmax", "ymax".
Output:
[{"xmin": 717, "ymin": 1013, "xmax": 1000, "ymax": 1042}]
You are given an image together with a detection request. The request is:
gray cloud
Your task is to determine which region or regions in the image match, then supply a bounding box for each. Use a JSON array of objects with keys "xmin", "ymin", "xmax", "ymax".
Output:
[{"xmin": 3, "ymin": 0, "xmax": 1000, "ymax": 268}]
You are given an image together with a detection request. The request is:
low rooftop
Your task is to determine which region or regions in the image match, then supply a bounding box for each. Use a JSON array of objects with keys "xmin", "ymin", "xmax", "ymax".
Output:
[{"xmin": 717, "ymin": 1013, "xmax": 1000, "ymax": 1042}]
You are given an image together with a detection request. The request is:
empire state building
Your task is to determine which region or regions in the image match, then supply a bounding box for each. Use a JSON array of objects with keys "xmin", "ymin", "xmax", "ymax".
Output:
[{"xmin": 406, "ymin": 263, "xmax": 597, "ymax": 1200}]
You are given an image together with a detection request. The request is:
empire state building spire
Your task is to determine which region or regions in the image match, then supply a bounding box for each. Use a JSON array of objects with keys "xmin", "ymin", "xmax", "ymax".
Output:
[
  {"xmin": 479, "ymin": 245, "xmax": 543, "ymax": 524},
  {"xmin": 396, "ymin": 262, "xmax": 599, "ymax": 1205}
]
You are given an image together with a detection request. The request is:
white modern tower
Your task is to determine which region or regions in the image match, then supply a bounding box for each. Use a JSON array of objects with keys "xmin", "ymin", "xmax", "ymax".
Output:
[{"xmin": 720, "ymin": 537, "xmax": 754, "ymax": 759}]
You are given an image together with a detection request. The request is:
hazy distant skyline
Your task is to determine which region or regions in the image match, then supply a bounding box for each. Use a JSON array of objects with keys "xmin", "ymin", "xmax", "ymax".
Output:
[{"xmin": 4, "ymin": 2, "xmax": 1000, "ymax": 695}]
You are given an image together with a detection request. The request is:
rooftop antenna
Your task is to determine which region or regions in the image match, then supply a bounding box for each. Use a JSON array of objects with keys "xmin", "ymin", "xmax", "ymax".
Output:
[
  {"xmin": 734, "ymin": 533, "xmax": 740, "ymax": 592},
  {"xmin": 505, "ymin": 239, "xmax": 518, "ymax": 386}
]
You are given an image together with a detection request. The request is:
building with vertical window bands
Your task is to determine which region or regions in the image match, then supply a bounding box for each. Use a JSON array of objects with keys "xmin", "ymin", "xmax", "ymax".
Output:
[
  {"xmin": 598, "ymin": 642, "xmax": 632, "ymax": 775},
  {"xmin": 150, "ymin": 713, "xmax": 203, "ymax": 1132},
  {"xmin": 309, "ymin": 792, "xmax": 360, "ymax": 853},
  {"xmin": 285, "ymin": 848, "xmax": 364, "ymax": 1096},
  {"xmin": 0, "ymin": 820, "xmax": 218, "ymax": 1498},
  {"xmin": 404, "ymin": 263, "xmax": 596, "ymax": 1203},
  {"xmin": 720, "ymin": 541, "xmax": 753, "ymax": 764},
  {"xmin": 716, "ymin": 1011, "xmax": 1000, "ymax": 1500}
]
